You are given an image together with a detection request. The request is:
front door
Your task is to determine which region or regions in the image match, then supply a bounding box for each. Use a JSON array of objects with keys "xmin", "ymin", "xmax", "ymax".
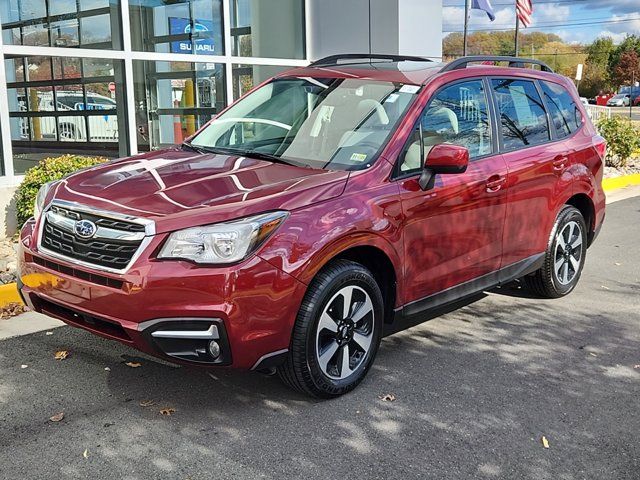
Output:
[{"xmin": 396, "ymin": 78, "xmax": 508, "ymax": 307}]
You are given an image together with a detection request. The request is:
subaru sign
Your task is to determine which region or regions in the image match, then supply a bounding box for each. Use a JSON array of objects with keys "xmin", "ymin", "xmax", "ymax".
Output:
[{"xmin": 169, "ymin": 17, "xmax": 216, "ymax": 54}]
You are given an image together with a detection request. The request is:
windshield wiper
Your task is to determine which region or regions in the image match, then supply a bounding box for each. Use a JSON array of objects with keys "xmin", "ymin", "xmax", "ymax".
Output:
[
  {"xmin": 182, "ymin": 143, "xmax": 295, "ymax": 166},
  {"xmin": 181, "ymin": 142, "xmax": 207, "ymax": 154}
]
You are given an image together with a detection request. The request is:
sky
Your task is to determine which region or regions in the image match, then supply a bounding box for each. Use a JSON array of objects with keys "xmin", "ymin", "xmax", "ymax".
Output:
[{"xmin": 442, "ymin": 0, "xmax": 640, "ymax": 45}]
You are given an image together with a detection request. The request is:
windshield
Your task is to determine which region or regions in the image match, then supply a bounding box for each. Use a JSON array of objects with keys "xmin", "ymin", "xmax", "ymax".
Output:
[{"xmin": 190, "ymin": 77, "xmax": 419, "ymax": 170}]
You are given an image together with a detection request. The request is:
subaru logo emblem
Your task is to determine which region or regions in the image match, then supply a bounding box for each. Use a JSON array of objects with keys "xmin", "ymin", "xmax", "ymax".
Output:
[{"xmin": 74, "ymin": 219, "xmax": 97, "ymax": 239}]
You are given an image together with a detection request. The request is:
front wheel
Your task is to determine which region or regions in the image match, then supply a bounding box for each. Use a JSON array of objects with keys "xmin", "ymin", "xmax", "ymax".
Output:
[
  {"xmin": 278, "ymin": 260, "xmax": 383, "ymax": 398},
  {"xmin": 524, "ymin": 205, "xmax": 587, "ymax": 298}
]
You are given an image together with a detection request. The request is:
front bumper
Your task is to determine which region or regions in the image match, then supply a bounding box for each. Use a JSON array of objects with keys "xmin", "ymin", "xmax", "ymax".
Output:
[{"xmin": 18, "ymin": 219, "xmax": 306, "ymax": 370}]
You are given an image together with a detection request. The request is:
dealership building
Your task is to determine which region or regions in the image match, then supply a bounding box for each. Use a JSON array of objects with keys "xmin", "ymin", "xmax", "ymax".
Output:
[{"xmin": 0, "ymin": 0, "xmax": 442, "ymax": 234}]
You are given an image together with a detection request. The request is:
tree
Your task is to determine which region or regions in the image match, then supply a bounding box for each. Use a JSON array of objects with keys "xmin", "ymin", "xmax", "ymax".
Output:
[{"xmin": 612, "ymin": 50, "xmax": 640, "ymax": 87}]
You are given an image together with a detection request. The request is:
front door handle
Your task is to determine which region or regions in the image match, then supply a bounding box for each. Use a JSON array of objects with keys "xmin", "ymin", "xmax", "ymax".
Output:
[{"xmin": 485, "ymin": 175, "xmax": 506, "ymax": 192}]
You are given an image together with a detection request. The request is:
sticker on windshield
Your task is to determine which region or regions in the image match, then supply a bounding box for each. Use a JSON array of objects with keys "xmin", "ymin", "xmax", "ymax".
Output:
[
  {"xmin": 400, "ymin": 85, "xmax": 420, "ymax": 94},
  {"xmin": 350, "ymin": 153, "xmax": 368, "ymax": 162},
  {"xmin": 385, "ymin": 94, "xmax": 399, "ymax": 103}
]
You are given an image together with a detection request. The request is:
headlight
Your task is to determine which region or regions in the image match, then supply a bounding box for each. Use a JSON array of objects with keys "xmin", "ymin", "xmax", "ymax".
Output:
[
  {"xmin": 158, "ymin": 211, "xmax": 288, "ymax": 264},
  {"xmin": 33, "ymin": 181, "xmax": 58, "ymax": 219}
]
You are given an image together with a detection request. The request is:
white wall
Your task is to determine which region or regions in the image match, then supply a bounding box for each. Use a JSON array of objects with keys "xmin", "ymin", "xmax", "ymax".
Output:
[{"xmin": 307, "ymin": 0, "xmax": 442, "ymax": 60}]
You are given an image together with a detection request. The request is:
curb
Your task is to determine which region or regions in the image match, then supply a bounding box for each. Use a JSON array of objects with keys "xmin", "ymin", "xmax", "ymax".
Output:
[
  {"xmin": 0, "ymin": 282, "xmax": 23, "ymax": 307},
  {"xmin": 602, "ymin": 173, "xmax": 640, "ymax": 192}
]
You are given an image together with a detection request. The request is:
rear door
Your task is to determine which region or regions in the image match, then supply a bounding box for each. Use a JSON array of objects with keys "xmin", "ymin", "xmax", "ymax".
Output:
[
  {"xmin": 395, "ymin": 78, "xmax": 508, "ymax": 306},
  {"xmin": 489, "ymin": 77, "xmax": 571, "ymax": 273}
]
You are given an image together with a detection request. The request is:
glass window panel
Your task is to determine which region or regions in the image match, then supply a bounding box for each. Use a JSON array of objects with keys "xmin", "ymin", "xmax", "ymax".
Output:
[
  {"xmin": 8, "ymin": 55, "xmax": 128, "ymax": 174},
  {"xmin": 231, "ymin": 0, "xmax": 304, "ymax": 59},
  {"xmin": 5, "ymin": 58, "xmax": 25, "ymax": 82},
  {"xmin": 50, "ymin": 19, "xmax": 79, "ymax": 47},
  {"xmin": 53, "ymin": 57, "xmax": 82, "ymax": 79},
  {"xmin": 133, "ymin": 60, "xmax": 226, "ymax": 151},
  {"xmin": 0, "ymin": 0, "xmax": 122, "ymax": 49},
  {"xmin": 25, "ymin": 56, "xmax": 52, "ymax": 81},
  {"xmin": 59, "ymin": 116, "xmax": 87, "ymax": 141},
  {"xmin": 492, "ymin": 79, "xmax": 550, "ymax": 150},
  {"xmin": 129, "ymin": 0, "xmax": 224, "ymax": 56},
  {"xmin": 21, "ymin": 24, "xmax": 49, "ymax": 46},
  {"xmin": 232, "ymin": 64, "xmax": 291, "ymax": 100},
  {"xmin": 7, "ymin": 88, "xmax": 27, "ymax": 113},
  {"xmin": 80, "ymin": 14, "xmax": 112, "ymax": 46},
  {"xmin": 82, "ymin": 58, "xmax": 115, "ymax": 78}
]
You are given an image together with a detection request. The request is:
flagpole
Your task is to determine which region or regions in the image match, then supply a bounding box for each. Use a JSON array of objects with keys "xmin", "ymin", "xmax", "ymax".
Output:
[
  {"xmin": 514, "ymin": 5, "xmax": 520, "ymax": 57},
  {"xmin": 463, "ymin": 0, "xmax": 470, "ymax": 56}
]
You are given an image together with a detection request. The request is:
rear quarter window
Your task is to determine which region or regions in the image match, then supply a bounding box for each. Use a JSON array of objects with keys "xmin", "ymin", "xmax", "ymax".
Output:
[{"xmin": 539, "ymin": 81, "xmax": 582, "ymax": 138}]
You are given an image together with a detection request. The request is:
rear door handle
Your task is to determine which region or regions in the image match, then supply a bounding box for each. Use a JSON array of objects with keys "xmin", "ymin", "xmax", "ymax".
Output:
[
  {"xmin": 485, "ymin": 175, "xmax": 506, "ymax": 192},
  {"xmin": 553, "ymin": 155, "xmax": 568, "ymax": 170}
]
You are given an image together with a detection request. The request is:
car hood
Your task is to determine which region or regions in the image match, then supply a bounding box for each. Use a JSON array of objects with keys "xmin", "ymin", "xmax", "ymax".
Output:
[{"xmin": 52, "ymin": 148, "xmax": 349, "ymax": 234}]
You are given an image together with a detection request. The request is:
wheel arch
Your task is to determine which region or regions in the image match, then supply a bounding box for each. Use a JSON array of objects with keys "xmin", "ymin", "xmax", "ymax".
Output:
[
  {"xmin": 297, "ymin": 235, "xmax": 401, "ymax": 326},
  {"xmin": 565, "ymin": 193, "xmax": 596, "ymax": 246}
]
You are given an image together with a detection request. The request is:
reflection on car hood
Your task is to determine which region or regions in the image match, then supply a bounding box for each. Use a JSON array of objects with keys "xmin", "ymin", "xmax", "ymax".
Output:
[{"xmin": 53, "ymin": 148, "xmax": 349, "ymax": 234}]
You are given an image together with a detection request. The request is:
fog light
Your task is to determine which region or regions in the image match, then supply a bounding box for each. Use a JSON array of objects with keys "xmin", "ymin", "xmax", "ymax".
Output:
[{"xmin": 208, "ymin": 340, "xmax": 221, "ymax": 359}]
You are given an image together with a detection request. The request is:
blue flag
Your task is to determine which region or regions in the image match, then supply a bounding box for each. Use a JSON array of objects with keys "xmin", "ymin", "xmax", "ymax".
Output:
[{"xmin": 471, "ymin": 0, "xmax": 496, "ymax": 21}]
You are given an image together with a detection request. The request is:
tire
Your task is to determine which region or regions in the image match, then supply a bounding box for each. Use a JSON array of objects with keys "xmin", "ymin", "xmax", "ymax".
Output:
[
  {"xmin": 524, "ymin": 205, "xmax": 587, "ymax": 298},
  {"xmin": 278, "ymin": 259, "xmax": 384, "ymax": 398}
]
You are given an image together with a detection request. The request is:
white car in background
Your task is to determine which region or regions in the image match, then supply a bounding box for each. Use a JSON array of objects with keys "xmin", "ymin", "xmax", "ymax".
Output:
[{"xmin": 606, "ymin": 94, "xmax": 630, "ymax": 107}]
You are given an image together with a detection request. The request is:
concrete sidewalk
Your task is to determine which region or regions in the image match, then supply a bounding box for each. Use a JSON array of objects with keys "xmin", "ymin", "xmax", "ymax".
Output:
[{"xmin": 0, "ymin": 311, "xmax": 64, "ymax": 340}]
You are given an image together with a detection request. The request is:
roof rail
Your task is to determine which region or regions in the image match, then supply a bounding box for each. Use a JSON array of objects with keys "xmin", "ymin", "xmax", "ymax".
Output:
[
  {"xmin": 309, "ymin": 54, "xmax": 433, "ymax": 68},
  {"xmin": 440, "ymin": 55, "xmax": 554, "ymax": 73}
]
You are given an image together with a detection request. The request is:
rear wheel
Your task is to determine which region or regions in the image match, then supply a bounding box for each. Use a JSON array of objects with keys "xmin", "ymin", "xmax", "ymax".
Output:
[
  {"xmin": 278, "ymin": 260, "xmax": 383, "ymax": 398},
  {"xmin": 524, "ymin": 205, "xmax": 587, "ymax": 298}
]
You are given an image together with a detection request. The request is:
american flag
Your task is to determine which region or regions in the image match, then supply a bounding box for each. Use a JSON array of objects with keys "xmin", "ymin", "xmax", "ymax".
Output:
[{"xmin": 516, "ymin": 0, "xmax": 533, "ymax": 27}]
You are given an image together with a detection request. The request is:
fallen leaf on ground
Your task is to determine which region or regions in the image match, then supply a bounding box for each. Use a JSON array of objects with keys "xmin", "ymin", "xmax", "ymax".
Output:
[
  {"xmin": 139, "ymin": 400, "xmax": 155, "ymax": 407},
  {"xmin": 49, "ymin": 412, "xmax": 65, "ymax": 422},
  {"xmin": 124, "ymin": 362, "xmax": 141, "ymax": 368},
  {"xmin": 601, "ymin": 285, "xmax": 610, "ymax": 290},
  {"xmin": 634, "ymin": 365, "xmax": 640, "ymax": 369},
  {"xmin": 378, "ymin": 393, "xmax": 396, "ymax": 402},
  {"xmin": 159, "ymin": 408, "xmax": 176, "ymax": 416},
  {"xmin": 541, "ymin": 436, "xmax": 550, "ymax": 448},
  {"xmin": 83, "ymin": 449, "xmax": 88, "ymax": 459},
  {"xmin": 54, "ymin": 350, "xmax": 69, "ymax": 360},
  {"xmin": 45, "ymin": 331, "xmax": 53, "ymax": 336},
  {"xmin": 104, "ymin": 367, "xmax": 111, "ymax": 371},
  {"xmin": 20, "ymin": 364, "xmax": 28, "ymax": 369},
  {"xmin": 589, "ymin": 352, "xmax": 598, "ymax": 357},
  {"xmin": 614, "ymin": 262, "xmax": 621, "ymax": 266},
  {"xmin": 0, "ymin": 302, "xmax": 25, "ymax": 319}
]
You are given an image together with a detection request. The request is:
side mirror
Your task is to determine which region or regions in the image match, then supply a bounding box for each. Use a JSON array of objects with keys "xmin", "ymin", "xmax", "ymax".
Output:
[{"xmin": 419, "ymin": 144, "xmax": 469, "ymax": 190}]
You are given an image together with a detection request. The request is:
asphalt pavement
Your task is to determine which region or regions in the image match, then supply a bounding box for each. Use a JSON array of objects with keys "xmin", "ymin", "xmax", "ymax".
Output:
[{"xmin": 1, "ymin": 195, "xmax": 639, "ymax": 480}]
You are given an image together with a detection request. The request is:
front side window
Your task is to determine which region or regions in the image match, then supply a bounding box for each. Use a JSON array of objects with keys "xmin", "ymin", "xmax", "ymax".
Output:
[
  {"xmin": 191, "ymin": 77, "xmax": 418, "ymax": 171},
  {"xmin": 540, "ymin": 81, "xmax": 582, "ymax": 138},
  {"xmin": 399, "ymin": 79, "xmax": 492, "ymax": 173},
  {"xmin": 492, "ymin": 79, "xmax": 549, "ymax": 150}
]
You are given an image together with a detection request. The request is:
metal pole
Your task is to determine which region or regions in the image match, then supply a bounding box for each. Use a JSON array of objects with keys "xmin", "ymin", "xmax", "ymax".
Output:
[
  {"xmin": 630, "ymin": 70, "xmax": 635, "ymax": 119},
  {"xmin": 463, "ymin": 0, "xmax": 470, "ymax": 56},
  {"xmin": 514, "ymin": 13, "xmax": 520, "ymax": 57}
]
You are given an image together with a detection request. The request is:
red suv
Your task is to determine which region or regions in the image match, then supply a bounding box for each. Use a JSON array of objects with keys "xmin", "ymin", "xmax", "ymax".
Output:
[{"xmin": 18, "ymin": 55, "xmax": 606, "ymax": 397}]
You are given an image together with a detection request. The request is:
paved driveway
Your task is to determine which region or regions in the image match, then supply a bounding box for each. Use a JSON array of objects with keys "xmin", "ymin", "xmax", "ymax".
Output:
[{"xmin": 1, "ymin": 196, "xmax": 639, "ymax": 480}]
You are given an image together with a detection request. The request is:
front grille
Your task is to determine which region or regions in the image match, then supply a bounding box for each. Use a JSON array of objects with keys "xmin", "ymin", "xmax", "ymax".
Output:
[{"xmin": 40, "ymin": 204, "xmax": 147, "ymax": 271}]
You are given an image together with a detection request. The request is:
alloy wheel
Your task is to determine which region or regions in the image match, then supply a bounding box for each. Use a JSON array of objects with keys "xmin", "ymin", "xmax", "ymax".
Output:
[
  {"xmin": 315, "ymin": 285, "xmax": 375, "ymax": 380},
  {"xmin": 553, "ymin": 220, "xmax": 583, "ymax": 285}
]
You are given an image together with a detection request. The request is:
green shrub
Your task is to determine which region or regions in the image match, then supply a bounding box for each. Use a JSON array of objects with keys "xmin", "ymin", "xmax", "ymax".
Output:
[
  {"xmin": 15, "ymin": 154, "xmax": 107, "ymax": 226},
  {"xmin": 596, "ymin": 116, "xmax": 640, "ymax": 168}
]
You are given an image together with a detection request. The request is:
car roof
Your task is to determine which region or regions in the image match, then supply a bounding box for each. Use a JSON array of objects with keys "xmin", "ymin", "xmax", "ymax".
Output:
[{"xmin": 277, "ymin": 57, "xmax": 564, "ymax": 87}]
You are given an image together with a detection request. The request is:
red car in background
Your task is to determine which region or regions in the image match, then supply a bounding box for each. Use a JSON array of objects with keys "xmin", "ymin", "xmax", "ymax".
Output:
[{"xmin": 18, "ymin": 55, "xmax": 606, "ymax": 397}]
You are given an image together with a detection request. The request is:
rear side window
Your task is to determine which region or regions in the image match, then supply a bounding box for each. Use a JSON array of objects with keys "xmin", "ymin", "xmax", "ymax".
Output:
[
  {"xmin": 491, "ymin": 79, "xmax": 549, "ymax": 150},
  {"xmin": 398, "ymin": 79, "xmax": 492, "ymax": 173},
  {"xmin": 539, "ymin": 81, "xmax": 582, "ymax": 138}
]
